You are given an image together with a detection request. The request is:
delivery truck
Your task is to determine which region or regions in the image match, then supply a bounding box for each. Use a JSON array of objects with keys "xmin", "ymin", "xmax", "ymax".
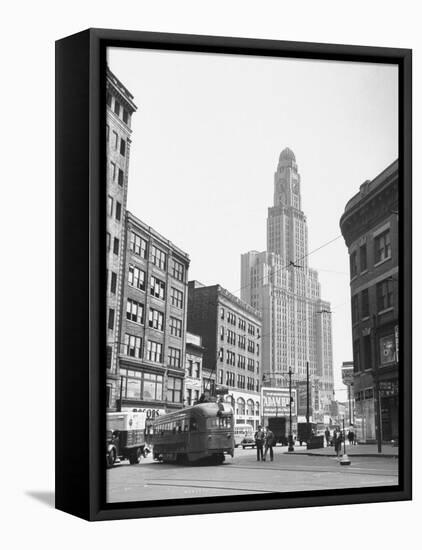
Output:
[{"xmin": 106, "ymin": 411, "xmax": 147, "ymax": 467}]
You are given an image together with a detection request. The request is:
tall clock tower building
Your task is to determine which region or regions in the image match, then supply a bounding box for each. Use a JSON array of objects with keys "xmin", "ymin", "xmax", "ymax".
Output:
[{"xmin": 241, "ymin": 148, "xmax": 334, "ymax": 417}]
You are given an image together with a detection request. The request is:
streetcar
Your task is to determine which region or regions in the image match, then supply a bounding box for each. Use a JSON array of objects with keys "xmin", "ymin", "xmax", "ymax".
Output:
[{"xmin": 147, "ymin": 401, "xmax": 234, "ymax": 464}]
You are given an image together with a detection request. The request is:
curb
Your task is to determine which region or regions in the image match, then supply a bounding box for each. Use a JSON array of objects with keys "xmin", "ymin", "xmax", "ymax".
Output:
[{"xmin": 282, "ymin": 451, "xmax": 398, "ymax": 459}]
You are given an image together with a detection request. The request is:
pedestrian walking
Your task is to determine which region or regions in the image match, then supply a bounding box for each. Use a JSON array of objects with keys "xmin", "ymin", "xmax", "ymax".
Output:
[
  {"xmin": 254, "ymin": 425, "xmax": 265, "ymax": 461},
  {"xmin": 347, "ymin": 429, "xmax": 355, "ymax": 446},
  {"xmin": 264, "ymin": 426, "xmax": 275, "ymax": 461},
  {"xmin": 333, "ymin": 427, "xmax": 342, "ymax": 457},
  {"xmin": 324, "ymin": 427, "xmax": 331, "ymax": 447}
]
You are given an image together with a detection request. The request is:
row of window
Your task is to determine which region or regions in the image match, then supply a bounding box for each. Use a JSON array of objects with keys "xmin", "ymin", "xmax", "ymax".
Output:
[
  {"xmin": 220, "ymin": 308, "xmax": 260, "ymax": 337},
  {"xmin": 125, "ymin": 298, "xmax": 183, "ymax": 331},
  {"xmin": 350, "ymin": 229, "xmax": 392, "ymax": 279},
  {"xmin": 218, "ymin": 369, "xmax": 259, "ymax": 392},
  {"xmin": 186, "ymin": 359, "xmax": 201, "ymax": 379},
  {"xmin": 219, "ymin": 328, "xmax": 260, "ymax": 354},
  {"xmin": 109, "ymin": 161, "xmax": 125, "ymax": 187},
  {"xmin": 218, "ymin": 348, "xmax": 259, "ymax": 372},
  {"xmin": 129, "ymin": 231, "xmax": 185, "ymax": 281},
  {"xmin": 120, "ymin": 368, "xmax": 183, "ymax": 403},
  {"xmin": 119, "ymin": 333, "xmax": 183, "ymax": 368},
  {"xmin": 107, "ymin": 195, "xmax": 122, "ymax": 221},
  {"xmin": 106, "ymin": 125, "xmax": 127, "ymax": 157},
  {"xmin": 351, "ymin": 277, "xmax": 394, "ymax": 324},
  {"xmin": 106, "ymin": 93, "xmax": 131, "ymax": 126}
]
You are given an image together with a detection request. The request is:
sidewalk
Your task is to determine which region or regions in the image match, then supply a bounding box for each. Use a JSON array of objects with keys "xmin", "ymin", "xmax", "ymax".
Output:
[{"xmin": 278, "ymin": 443, "xmax": 399, "ymax": 458}]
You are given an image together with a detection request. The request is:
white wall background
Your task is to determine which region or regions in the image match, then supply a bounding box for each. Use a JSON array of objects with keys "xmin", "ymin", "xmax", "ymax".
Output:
[{"xmin": 1, "ymin": 0, "xmax": 419, "ymax": 547}]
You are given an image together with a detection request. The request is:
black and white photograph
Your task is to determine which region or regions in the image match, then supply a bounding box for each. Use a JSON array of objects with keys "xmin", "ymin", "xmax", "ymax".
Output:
[{"xmin": 104, "ymin": 45, "xmax": 402, "ymax": 504}]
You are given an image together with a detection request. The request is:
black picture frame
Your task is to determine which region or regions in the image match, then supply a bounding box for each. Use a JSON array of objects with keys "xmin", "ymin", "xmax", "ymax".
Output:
[{"xmin": 55, "ymin": 28, "xmax": 412, "ymax": 521}]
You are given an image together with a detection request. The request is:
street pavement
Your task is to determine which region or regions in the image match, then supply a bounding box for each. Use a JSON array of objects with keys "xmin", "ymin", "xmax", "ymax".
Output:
[
  {"xmin": 285, "ymin": 442, "xmax": 399, "ymax": 458},
  {"xmin": 107, "ymin": 445, "xmax": 399, "ymax": 503}
]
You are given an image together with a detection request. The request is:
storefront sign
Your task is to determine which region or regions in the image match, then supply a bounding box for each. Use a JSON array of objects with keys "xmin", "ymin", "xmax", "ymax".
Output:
[
  {"xmin": 261, "ymin": 387, "xmax": 296, "ymax": 417},
  {"xmin": 380, "ymin": 334, "xmax": 396, "ymax": 365}
]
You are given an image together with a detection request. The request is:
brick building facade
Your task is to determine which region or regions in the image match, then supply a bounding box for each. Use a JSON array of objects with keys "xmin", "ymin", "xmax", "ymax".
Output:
[
  {"xmin": 187, "ymin": 281, "xmax": 262, "ymax": 428},
  {"xmin": 116, "ymin": 212, "xmax": 190, "ymax": 418},
  {"xmin": 340, "ymin": 160, "xmax": 399, "ymax": 443},
  {"xmin": 106, "ymin": 68, "xmax": 137, "ymax": 408}
]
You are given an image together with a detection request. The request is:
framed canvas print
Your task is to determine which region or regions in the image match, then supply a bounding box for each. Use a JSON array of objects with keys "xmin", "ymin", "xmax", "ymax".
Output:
[{"xmin": 55, "ymin": 28, "xmax": 412, "ymax": 521}]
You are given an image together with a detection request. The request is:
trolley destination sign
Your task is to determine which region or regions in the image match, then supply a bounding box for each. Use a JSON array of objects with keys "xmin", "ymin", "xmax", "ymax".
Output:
[{"xmin": 261, "ymin": 387, "xmax": 297, "ymax": 417}]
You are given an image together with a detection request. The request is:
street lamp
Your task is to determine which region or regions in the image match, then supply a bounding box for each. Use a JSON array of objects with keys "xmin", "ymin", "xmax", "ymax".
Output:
[{"xmin": 288, "ymin": 367, "xmax": 294, "ymax": 452}]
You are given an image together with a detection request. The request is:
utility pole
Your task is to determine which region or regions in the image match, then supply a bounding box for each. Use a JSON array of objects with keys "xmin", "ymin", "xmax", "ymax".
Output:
[
  {"xmin": 306, "ymin": 361, "xmax": 310, "ymax": 441},
  {"xmin": 288, "ymin": 367, "xmax": 294, "ymax": 452}
]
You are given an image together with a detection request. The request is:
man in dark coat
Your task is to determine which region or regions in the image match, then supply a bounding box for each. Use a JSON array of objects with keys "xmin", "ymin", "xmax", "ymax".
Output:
[
  {"xmin": 254, "ymin": 425, "xmax": 265, "ymax": 461},
  {"xmin": 264, "ymin": 426, "xmax": 275, "ymax": 461}
]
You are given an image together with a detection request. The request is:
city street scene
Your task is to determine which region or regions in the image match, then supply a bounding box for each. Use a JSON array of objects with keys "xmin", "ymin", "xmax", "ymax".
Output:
[{"xmin": 105, "ymin": 47, "xmax": 399, "ymax": 503}]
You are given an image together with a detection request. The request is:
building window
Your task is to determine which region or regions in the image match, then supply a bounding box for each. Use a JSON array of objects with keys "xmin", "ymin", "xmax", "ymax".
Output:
[
  {"xmin": 115, "ymin": 201, "xmax": 122, "ymax": 221},
  {"xmin": 150, "ymin": 275, "xmax": 166, "ymax": 300},
  {"xmin": 351, "ymin": 294, "xmax": 359, "ymax": 324},
  {"xmin": 120, "ymin": 138, "xmax": 126, "ymax": 157},
  {"xmin": 360, "ymin": 244, "xmax": 367, "ymax": 272},
  {"xmin": 126, "ymin": 298, "xmax": 144, "ymax": 324},
  {"xmin": 172, "ymin": 260, "xmax": 184, "ymax": 281},
  {"xmin": 220, "ymin": 308, "xmax": 224, "ymax": 319},
  {"xmin": 218, "ymin": 369, "xmax": 223, "ymax": 384},
  {"xmin": 118, "ymin": 168, "xmax": 124, "ymax": 187},
  {"xmin": 148, "ymin": 308, "xmax": 164, "ymax": 331},
  {"xmin": 187, "ymin": 360, "xmax": 193, "ymax": 377},
  {"xmin": 106, "ymin": 124, "xmax": 110, "ymax": 141},
  {"xmin": 361, "ymin": 288, "xmax": 369, "ymax": 318},
  {"xmin": 120, "ymin": 368, "xmax": 163, "ymax": 401},
  {"xmin": 122, "ymin": 108, "xmax": 129, "ymax": 124},
  {"xmin": 237, "ymin": 397, "xmax": 245, "ymax": 413},
  {"xmin": 106, "ymin": 232, "xmax": 111, "ymax": 251},
  {"xmin": 122, "ymin": 334, "xmax": 142, "ymax": 358},
  {"xmin": 112, "ymin": 131, "xmax": 118, "ymax": 149},
  {"xmin": 151, "ymin": 245, "xmax": 167, "ymax": 270},
  {"xmin": 170, "ymin": 317, "xmax": 182, "ymax": 337},
  {"xmin": 219, "ymin": 348, "xmax": 224, "ymax": 362},
  {"xmin": 128, "ymin": 265, "xmax": 146, "ymax": 291},
  {"xmin": 113, "ymin": 237, "xmax": 119, "ymax": 255},
  {"xmin": 110, "ymin": 271, "xmax": 117, "ymax": 294},
  {"xmin": 107, "ymin": 195, "xmax": 113, "ymax": 216},
  {"xmin": 106, "ymin": 92, "xmax": 112, "ymax": 107},
  {"xmin": 363, "ymin": 335, "xmax": 372, "ymax": 370},
  {"xmin": 110, "ymin": 161, "xmax": 116, "ymax": 181},
  {"xmin": 171, "ymin": 287, "xmax": 183, "ymax": 309},
  {"xmin": 130, "ymin": 232, "xmax": 148, "ymax": 258},
  {"xmin": 106, "ymin": 345, "xmax": 112, "ymax": 369},
  {"xmin": 187, "ymin": 388, "xmax": 192, "ymax": 406},
  {"xmin": 374, "ymin": 230, "xmax": 391, "ymax": 264},
  {"xmin": 377, "ymin": 278, "xmax": 394, "ymax": 311},
  {"xmin": 114, "ymin": 100, "xmax": 120, "ymax": 116},
  {"xmin": 193, "ymin": 362, "xmax": 200, "ymax": 378},
  {"xmin": 220, "ymin": 326, "xmax": 224, "ymax": 341},
  {"xmin": 167, "ymin": 376, "xmax": 182, "ymax": 403},
  {"xmin": 350, "ymin": 250, "xmax": 357, "ymax": 278},
  {"xmin": 147, "ymin": 340, "xmax": 163, "ymax": 363},
  {"xmin": 168, "ymin": 347, "xmax": 181, "ymax": 368},
  {"xmin": 108, "ymin": 308, "xmax": 115, "ymax": 330}
]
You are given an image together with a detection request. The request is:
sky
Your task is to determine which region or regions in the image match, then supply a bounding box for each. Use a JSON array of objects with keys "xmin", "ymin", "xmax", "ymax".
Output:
[{"xmin": 107, "ymin": 47, "xmax": 398, "ymax": 399}]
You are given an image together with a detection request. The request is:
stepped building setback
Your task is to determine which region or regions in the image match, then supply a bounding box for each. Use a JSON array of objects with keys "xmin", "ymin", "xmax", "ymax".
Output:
[{"xmin": 241, "ymin": 148, "xmax": 334, "ymax": 417}]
